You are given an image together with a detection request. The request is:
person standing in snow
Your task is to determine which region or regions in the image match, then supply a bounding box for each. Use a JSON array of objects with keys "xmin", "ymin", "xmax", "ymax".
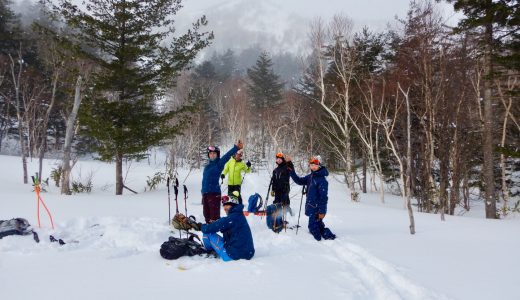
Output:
[
  {"xmin": 287, "ymin": 155, "xmax": 336, "ymax": 241},
  {"xmin": 270, "ymin": 152, "xmax": 293, "ymax": 206},
  {"xmin": 202, "ymin": 141, "xmax": 243, "ymax": 223},
  {"xmin": 173, "ymin": 193, "xmax": 255, "ymax": 261},
  {"xmin": 220, "ymin": 149, "xmax": 251, "ymax": 204}
]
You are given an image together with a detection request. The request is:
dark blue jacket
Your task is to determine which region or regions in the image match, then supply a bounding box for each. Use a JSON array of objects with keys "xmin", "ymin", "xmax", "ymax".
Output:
[
  {"xmin": 201, "ymin": 204, "xmax": 255, "ymax": 260},
  {"xmin": 201, "ymin": 145, "xmax": 238, "ymax": 194},
  {"xmin": 289, "ymin": 166, "xmax": 329, "ymax": 216}
]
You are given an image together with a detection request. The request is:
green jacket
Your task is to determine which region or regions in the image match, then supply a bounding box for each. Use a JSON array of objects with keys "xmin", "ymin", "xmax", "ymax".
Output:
[{"xmin": 222, "ymin": 158, "xmax": 251, "ymax": 186}]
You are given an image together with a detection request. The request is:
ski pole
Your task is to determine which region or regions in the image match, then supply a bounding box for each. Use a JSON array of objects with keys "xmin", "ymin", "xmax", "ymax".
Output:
[
  {"xmin": 296, "ymin": 185, "xmax": 306, "ymax": 235},
  {"xmin": 173, "ymin": 177, "xmax": 181, "ymax": 238},
  {"xmin": 183, "ymin": 184, "xmax": 188, "ymax": 216},
  {"xmin": 174, "ymin": 178, "xmax": 180, "ymax": 214},
  {"xmin": 261, "ymin": 176, "xmax": 273, "ymax": 220},
  {"xmin": 167, "ymin": 177, "xmax": 171, "ymax": 224}
]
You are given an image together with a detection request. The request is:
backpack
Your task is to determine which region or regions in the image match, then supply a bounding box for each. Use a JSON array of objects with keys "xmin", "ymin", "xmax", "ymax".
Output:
[
  {"xmin": 0, "ymin": 218, "xmax": 40, "ymax": 242},
  {"xmin": 265, "ymin": 204, "xmax": 285, "ymax": 233},
  {"xmin": 159, "ymin": 234, "xmax": 207, "ymax": 260},
  {"xmin": 247, "ymin": 193, "xmax": 263, "ymax": 213}
]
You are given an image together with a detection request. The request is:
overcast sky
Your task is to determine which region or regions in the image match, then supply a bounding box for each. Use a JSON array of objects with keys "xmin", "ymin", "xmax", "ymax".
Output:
[
  {"xmin": 13, "ymin": 0, "xmax": 459, "ymax": 57},
  {"xmin": 173, "ymin": 0, "xmax": 459, "ymax": 56}
]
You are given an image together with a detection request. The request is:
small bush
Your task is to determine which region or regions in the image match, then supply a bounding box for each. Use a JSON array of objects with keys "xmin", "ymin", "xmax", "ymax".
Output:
[
  {"xmin": 71, "ymin": 171, "xmax": 93, "ymax": 194},
  {"xmin": 71, "ymin": 180, "xmax": 93, "ymax": 194},
  {"xmin": 145, "ymin": 171, "xmax": 167, "ymax": 191},
  {"xmin": 50, "ymin": 167, "xmax": 62, "ymax": 187}
]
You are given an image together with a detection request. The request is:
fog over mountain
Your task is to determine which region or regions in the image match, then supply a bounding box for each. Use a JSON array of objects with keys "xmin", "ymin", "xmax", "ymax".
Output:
[
  {"xmin": 12, "ymin": 0, "xmax": 458, "ymax": 59},
  {"xmin": 174, "ymin": 0, "xmax": 458, "ymax": 57}
]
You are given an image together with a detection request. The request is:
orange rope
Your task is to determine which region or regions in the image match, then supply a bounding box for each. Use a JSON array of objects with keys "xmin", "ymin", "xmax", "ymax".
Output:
[{"xmin": 35, "ymin": 185, "xmax": 55, "ymax": 230}]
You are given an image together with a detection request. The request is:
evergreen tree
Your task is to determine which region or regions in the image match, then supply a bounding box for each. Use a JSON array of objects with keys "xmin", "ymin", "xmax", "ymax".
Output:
[
  {"xmin": 0, "ymin": 0, "xmax": 21, "ymax": 53},
  {"xmin": 246, "ymin": 51, "xmax": 284, "ymax": 158},
  {"xmin": 192, "ymin": 60, "xmax": 220, "ymax": 144},
  {"xmin": 247, "ymin": 51, "xmax": 284, "ymax": 111},
  {"xmin": 442, "ymin": 0, "xmax": 519, "ymax": 218},
  {"xmin": 216, "ymin": 49, "xmax": 236, "ymax": 81},
  {"xmin": 52, "ymin": 0, "xmax": 213, "ymax": 194}
]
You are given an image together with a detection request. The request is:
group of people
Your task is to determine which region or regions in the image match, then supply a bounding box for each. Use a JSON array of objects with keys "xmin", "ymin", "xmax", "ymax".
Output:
[{"xmin": 172, "ymin": 140, "xmax": 336, "ymax": 262}]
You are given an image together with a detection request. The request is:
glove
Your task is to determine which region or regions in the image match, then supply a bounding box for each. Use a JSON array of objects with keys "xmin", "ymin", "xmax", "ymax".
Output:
[
  {"xmin": 191, "ymin": 222, "xmax": 202, "ymax": 231},
  {"xmin": 270, "ymin": 190, "xmax": 275, "ymax": 197},
  {"xmin": 220, "ymin": 174, "xmax": 225, "ymax": 180},
  {"xmin": 318, "ymin": 214, "xmax": 325, "ymax": 219},
  {"xmin": 172, "ymin": 213, "xmax": 190, "ymax": 230},
  {"xmin": 246, "ymin": 161, "xmax": 251, "ymax": 168}
]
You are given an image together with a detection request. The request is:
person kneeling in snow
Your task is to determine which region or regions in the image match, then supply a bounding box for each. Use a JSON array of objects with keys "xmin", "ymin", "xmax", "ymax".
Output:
[
  {"xmin": 287, "ymin": 155, "xmax": 336, "ymax": 241},
  {"xmin": 172, "ymin": 193, "xmax": 255, "ymax": 261}
]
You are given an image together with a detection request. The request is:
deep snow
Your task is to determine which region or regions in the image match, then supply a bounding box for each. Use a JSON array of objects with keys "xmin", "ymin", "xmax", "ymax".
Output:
[{"xmin": 0, "ymin": 153, "xmax": 518, "ymax": 300}]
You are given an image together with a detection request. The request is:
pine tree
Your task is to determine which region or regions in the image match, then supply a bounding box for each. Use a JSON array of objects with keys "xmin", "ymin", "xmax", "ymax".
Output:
[
  {"xmin": 216, "ymin": 49, "xmax": 236, "ymax": 81},
  {"xmin": 0, "ymin": 0, "xmax": 21, "ymax": 53},
  {"xmin": 247, "ymin": 52, "xmax": 284, "ymax": 111},
  {"xmin": 52, "ymin": 0, "xmax": 213, "ymax": 195},
  {"xmin": 192, "ymin": 60, "xmax": 220, "ymax": 144},
  {"xmin": 246, "ymin": 51, "xmax": 284, "ymax": 158},
  {"xmin": 442, "ymin": 0, "xmax": 519, "ymax": 218}
]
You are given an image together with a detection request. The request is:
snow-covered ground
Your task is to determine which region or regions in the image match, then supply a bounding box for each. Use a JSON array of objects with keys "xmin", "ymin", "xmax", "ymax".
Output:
[{"xmin": 0, "ymin": 153, "xmax": 518, "ymax": 300}]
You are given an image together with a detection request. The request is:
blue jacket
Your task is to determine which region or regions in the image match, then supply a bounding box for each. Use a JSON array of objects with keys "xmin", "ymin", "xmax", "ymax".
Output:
[
  {"xmin": 201, "ymin": 204, "xmax": 255, "ymax": 260},
  {"xmin": 289, "ymin": 166, "xmax": 329, "ymax": 216},
  {"xmin": 201, "ymin": 145, "xmax": 238, "ymax": 194}
]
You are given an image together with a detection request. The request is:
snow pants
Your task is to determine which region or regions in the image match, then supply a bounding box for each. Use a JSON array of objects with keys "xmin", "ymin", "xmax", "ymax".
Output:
[
  {"xmin": 202, "ymin": 193, "xmax": 221, "ymax": 223},
  {"xmin": 308, "ymin": 213, "xmax": 336, "ymax": 241},
  {"xmin": 273, "ymin": 192, "xmax": 290, "ymax": 206},
  {"xmin": 202, "ymin": 233, "xmax": 232, "ymax": 262}
]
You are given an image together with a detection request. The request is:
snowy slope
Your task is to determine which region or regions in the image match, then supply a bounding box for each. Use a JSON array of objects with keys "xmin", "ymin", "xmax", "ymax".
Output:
[{"xmin": 0, "ymin": 153, "xmax": 518, "ymax": 300}]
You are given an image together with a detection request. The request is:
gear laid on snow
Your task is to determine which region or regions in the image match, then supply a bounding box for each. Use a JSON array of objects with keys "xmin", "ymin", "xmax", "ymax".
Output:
[
  {"xmin": 0, "ymin": 218, "xmax": 40, "ymax": 243},
  {"xmin": 247, "ymin": 193, "xmax": 263, "ymax": 213},
  {"xmin": 159, "ymin": 234, "xmax": 209, "ymax": 260},
  {"xmin": 172, "ymin": 214, "xmax": 201, "ymax": 231}
]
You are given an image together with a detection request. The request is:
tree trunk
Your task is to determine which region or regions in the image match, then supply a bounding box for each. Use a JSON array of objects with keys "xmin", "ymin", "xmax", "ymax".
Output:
[
  {"xmin": 61, "ymin": 76, "xmax": 82, "ymax": 195},
  {"xmin": 406, "ymin": 100, "xmax": 415, "ymax": 234},
  {"xmin": 362, "ymin": 151, "xmax": 367, "ymax": 194},
  {"xmin": 38, "ymin": 143, "xmax": 45, "ymax": 181},
  {"xmin": 439, "ymin": 151, "xmax": 449, "ymax": 221},
  {"xmin": 401, "ymin": 83, "xmax": 415, "ymax": 234},
  {"xmin": 116, "ymin": 152, "xmax": 124, "ymax": 195},
  {"xmin": 10, "ymin": 50, "xmax": 28, "ymax": 184},
  {"xmin": 483, "ymin": 23, "xmax": 496, "ymax": 219}
]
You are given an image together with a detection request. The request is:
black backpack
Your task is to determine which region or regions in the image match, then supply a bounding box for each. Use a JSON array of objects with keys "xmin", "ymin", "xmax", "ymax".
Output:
[
  {"xmin": 159, "ymin": 234, "xmax": 207, "ymax": 260},
  {"xmin": 0, "ymin": 218, "xmax": 40, "ymax": 242}
]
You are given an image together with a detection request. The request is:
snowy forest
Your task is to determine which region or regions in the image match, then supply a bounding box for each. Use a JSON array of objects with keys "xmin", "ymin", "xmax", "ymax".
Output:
[{"xmin": 0, "ymin": 0, "xmax": 519, "ymax": 223}]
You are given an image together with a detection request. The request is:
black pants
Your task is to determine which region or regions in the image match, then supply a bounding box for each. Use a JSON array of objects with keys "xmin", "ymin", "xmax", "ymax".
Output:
[
  {"xmin": 227, "ymin": 185, "xmax": 243, "ymax": 204},
  {"xmin": 273, "ymin": 192, "xmax": 290, "ymax": 206}
]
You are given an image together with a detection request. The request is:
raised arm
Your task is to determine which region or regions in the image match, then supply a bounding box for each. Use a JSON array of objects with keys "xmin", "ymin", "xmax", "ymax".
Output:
[
  {"xmin": 289, "ymin": 170, "xmax": 308, "ymax": 186},
  {"xmin": 218, "ymin": 145, "xmax": 238, "ymax": 168}
]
